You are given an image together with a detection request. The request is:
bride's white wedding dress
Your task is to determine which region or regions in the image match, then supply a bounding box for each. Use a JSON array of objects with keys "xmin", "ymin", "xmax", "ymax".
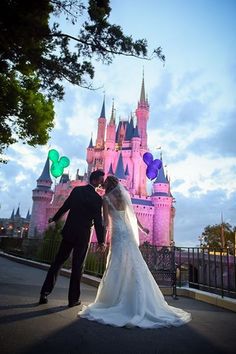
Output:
[{"xmin": 79, "ymin": 185, "xmax": 191, "ymax": 328}]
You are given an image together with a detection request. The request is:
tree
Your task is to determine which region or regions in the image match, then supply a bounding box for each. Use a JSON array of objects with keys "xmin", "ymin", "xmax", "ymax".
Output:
[
  {"xmin": 200, "ymin": 223, "xmax": 236, "ymax": 251},
  {"xmin": 0, "ymin": 0, "xmax": 165, "ymax": 162}
]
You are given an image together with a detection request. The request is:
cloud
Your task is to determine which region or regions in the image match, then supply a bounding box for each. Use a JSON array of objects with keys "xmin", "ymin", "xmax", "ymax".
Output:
[
  {"xmin": 188, "ymin": 108, "xmax": 236, "ymax": 158},
  {"xmin": 15, "ymin": 171, "xmax": 28, "ymax": 184}
]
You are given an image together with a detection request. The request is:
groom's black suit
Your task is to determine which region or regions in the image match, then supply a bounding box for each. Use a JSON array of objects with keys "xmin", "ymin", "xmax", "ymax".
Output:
[{"xmin": 41, "ymin": 184, "xmax": 105, "ymax": 304}]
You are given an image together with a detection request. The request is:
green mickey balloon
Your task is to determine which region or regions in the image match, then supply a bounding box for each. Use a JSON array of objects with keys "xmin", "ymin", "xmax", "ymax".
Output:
[
  {"xmin": 48, "ymin": 149, "xmax": 59, "ymax": 161},
  {"xmin": 48, "ymin": 149, "xmax": 70, "ymax": 178}
]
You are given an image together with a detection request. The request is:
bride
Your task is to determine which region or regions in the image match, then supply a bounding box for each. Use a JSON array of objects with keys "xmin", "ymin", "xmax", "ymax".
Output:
[{"xmin": 79, "ymin": 176, "xmax": 191, "ymax": 328}]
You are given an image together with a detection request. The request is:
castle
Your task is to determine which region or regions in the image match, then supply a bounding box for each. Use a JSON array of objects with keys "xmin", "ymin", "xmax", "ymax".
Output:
[
  {"xmin": 0, "ymin": 207, "xmax": 30, "ymax": 238},
  {"xmin": 28, "ymin": 76, "xmax": 175, "ymax": 246}
]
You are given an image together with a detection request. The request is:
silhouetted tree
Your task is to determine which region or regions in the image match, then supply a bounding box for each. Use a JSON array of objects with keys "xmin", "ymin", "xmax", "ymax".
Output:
[{"xmin": 0, "ymin": 0, "xmax": 165, "ymax": 162}]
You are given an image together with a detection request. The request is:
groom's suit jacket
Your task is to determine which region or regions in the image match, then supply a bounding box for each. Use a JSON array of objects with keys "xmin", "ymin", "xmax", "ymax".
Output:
[{"xmin": 51, "ymin": 184, "xmax": 104, "ymax": 245}]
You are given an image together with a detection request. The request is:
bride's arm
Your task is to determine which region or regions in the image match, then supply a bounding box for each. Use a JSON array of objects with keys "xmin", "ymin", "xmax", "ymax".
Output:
[
  {"xmin": 137, "ymin": 217, "xmax": 149, "ymax": 235},
  {"xmin": 102, "ymin": 197, "xmax": 109, "ymax": 241}
]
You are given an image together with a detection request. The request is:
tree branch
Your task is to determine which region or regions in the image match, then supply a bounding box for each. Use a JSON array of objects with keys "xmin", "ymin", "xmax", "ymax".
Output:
[{"xmin": 51, "ymin": 32, "xmax": 159, "ymax": 60}]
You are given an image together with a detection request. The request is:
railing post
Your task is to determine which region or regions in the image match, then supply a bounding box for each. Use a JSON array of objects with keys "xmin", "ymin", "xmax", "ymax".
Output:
[{"xmin": 220, "ymin": 250, "xmax": 224, "ymax": 298}]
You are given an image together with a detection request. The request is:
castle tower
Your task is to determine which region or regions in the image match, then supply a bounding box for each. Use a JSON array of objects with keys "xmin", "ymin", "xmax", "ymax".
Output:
[
  {"xmin": 86, "ymin": 136, "xmax": 94, "ymax": 178},
  {"xmin": 135, "ymin": 73, "xmax": 149, "ymax": 150},
  {"xmin": 105, "ymin": 100, "xmax": 116, "ymax": 174},
  {"xmin": 28, "ymin": 157, "xmax": 53, "ymax": 238},
  {"xmin": 131, "ymin": 124, "xmax": 142, "ymax": 195},
  {"xmin": 105, "ymin": 99, "xmax": 116, "ymax": 149},
  {"xmin": 95, "ymin": 96, "xmax": 106, "ymax": 149},
  {"xmin": 151, "ymin": 156, "xmax": 173, "ymax": 246}
]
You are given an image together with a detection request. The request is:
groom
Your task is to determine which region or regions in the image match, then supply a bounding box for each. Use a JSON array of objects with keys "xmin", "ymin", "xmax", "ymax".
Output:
[{"xmin": 39, "ymin": 169, "xmax": 106, "ymax": 307}]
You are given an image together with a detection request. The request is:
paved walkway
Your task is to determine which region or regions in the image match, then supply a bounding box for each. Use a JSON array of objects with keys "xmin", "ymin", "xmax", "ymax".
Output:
[{"xmin": 0, "ymin": 256, "xmax": 235, "ymax": 354}]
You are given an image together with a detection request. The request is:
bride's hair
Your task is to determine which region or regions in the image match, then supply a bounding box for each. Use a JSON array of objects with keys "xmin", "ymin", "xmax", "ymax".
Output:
[
  {"xmin": 105, "ymin": 176, "xmax": 119, "ymax": 194},
  {"xmin": 105, "ymin": 176, "xmax": 126, "ymax": 210}
]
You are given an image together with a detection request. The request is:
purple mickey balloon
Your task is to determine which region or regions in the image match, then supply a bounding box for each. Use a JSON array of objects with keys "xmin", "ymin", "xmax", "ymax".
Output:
[
  {"xmin": 146, "ymin": 165, "xmax": 158, "ymax": 180},
  {"xmin": 143, "ymin": 152, "xmax": 153, "ymax": 165},
  {"xmin": 152, "ymin": 159, "xmax": 162, "ymax": 170},
  {"xmin": 143, "ymin": 152, "xmax": 162, "ymax": 181}
]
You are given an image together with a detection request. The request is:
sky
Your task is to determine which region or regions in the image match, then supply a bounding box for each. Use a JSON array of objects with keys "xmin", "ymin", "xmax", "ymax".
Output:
[{"xmin": 0, "ymin": 0, "xmax": 236, "ymax": 246}]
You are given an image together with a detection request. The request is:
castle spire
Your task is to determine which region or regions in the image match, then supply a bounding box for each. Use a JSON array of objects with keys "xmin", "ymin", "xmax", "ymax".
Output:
[
  {"xmin": 154, "ymin": 154, "xmax": 168, "ymax": 184},
  {"xmin": 140, "ymin": 69, "xmax": 146, "ymax": 103},
  {"xmin": 125, "ymin": 164, "xmax": 129, "ymax": 176},
  {"xmin": 37, "ymin": 157, "xmax": 52, "ymax": 183},
  {"xmin": 15, "ymin": 204, "xmax": 20, "ymax": 218},
  {"xmin": 100, "ymin": 96, "xmax": 106, "ymax": 118},
  {"xmin": 115, "ymin": 153, "xmax": 126, "ymax": 179},
  {"xmin": 108, "ymin": 163, "xmax": 114, "ymax": 175},
  {"xmin": 109, "ymin": 99, "xmax": 116, "ymax": 124},
  {"xmin": 10, "ymin": 208, "xmax": 14, "ymax": 219},
  {"xmin": 88, "ymin": 136, "xmax": 93, "ymax": 148},
  {"xmin": 96, "ymin": 96, "xmax": 106, "ymax": 149}
]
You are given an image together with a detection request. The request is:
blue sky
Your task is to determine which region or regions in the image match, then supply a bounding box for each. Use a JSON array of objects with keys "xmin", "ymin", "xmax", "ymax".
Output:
[{"xmin": 0, "ymin": 0, "xmax": 236, "ymax": 246}]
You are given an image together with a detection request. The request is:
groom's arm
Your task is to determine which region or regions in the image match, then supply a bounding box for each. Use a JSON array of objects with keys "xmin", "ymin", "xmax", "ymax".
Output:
[
  {"xmin": 93, "ymin": 198, "xmax": 105, "ymax": 244},
  {"xmin": 50, "ymin": 188, "xmax": 76, "ymax": 222}
]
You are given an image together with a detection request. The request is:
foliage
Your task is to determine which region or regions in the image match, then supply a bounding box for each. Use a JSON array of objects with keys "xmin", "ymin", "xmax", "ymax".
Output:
[
  {"xmin": 85, "ymin": 251, "xmax": 106, "ymax": 277},
  {"xmin": 36, "ymin": 221, "xmax": 63, "ymax": 263},
  {"xmin": 0, "ymin": 0, "xmax": 165, "ymax": 161},
  {"xmin": 200, "ymin": 223, "xmax": 236, "ymax": 251}
]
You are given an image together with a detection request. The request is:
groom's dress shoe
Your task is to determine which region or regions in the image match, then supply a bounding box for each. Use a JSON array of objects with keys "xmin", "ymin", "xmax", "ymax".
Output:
[
  {"xmin": 68, "ymin": 300, "xmax": 81, "ymax": 308},
  {"xmin": 39, "ymin": 294, "xmax": 48, "ymax": 304}
]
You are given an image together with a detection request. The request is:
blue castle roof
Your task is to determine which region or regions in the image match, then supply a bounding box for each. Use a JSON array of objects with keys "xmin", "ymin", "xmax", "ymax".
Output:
[
  {"xmin": 108, "ymin": 163, "xmax": 114, "ymax": 175},
  {"xmin": 15, "ymin": 206, "xmax": 20, "ymax": 218},
  {"xmin": 125, "ymin": 164, "xmax": 129, "ymax": 176},
  {"xmin": 10, "ymin": 208, "xmax": 14, "ymax": 219},
  {"xmin": 100, "ymin": 97, "xmax": 106, "ymax": 118},
  {"xmin": 132, "ymin": 124, "xmax": 140, "ymax": 138},
  {"xmin": 125, "ymin": 116, "xmax": 134, "ymax": 140},
  {"xmin": 37, "ymin": 157, "xmax": 52, "ymax": 183},
  {"xmin": 115, "ymin": 153, "xmax": 126, "ymax": 179},
  {"xmin": 88, "ymin": 136, "xmax": 93, "ymax": 148},
  {"xmin": 154, "ymin": 160, "xmax": 168, "ymax": 184}
]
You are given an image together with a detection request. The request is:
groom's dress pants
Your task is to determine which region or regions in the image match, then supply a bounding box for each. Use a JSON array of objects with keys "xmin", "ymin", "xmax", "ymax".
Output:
[{"xmin": 41, "ymin": 238, "xmax": 89, "ymax": 304}]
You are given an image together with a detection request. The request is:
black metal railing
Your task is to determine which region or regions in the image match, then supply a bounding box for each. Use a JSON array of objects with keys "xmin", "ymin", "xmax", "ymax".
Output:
[
  {"xmin": 175, "ymin": 247, "xmax": 236, "ymax": 298},
  {"xmin": 0, "ymin": 237, "xmax": 235, "ymax": 298}
]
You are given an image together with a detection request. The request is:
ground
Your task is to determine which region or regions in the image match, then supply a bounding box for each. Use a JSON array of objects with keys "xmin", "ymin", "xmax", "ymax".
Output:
[{"xmin": 0, "ymin": 256, "xmax": 235, "ymax": 354}]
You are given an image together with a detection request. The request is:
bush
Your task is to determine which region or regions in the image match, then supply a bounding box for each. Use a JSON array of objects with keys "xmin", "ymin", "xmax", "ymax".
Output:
[{"xmin": 36, "ymin": 222, "xmax": 63, "ymax": 264}]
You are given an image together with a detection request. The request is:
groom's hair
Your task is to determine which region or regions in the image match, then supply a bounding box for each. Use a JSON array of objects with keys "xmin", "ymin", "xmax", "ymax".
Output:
[{"xmin": 89, "ymin": 170, "xmax": 104, "ymax": 183}]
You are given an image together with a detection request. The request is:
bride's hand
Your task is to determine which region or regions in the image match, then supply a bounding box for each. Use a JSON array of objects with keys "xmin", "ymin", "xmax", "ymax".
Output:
[{"xmin": 97, "ymin": 243, "xmax": 106, "ymax": 254}]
